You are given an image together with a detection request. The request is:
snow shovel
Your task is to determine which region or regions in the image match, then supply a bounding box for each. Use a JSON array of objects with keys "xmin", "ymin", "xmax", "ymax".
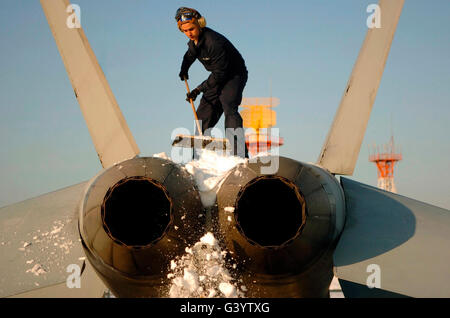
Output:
[{"xmin": 172, "ymin": 78, "xmax": 230, "ymax": 151}]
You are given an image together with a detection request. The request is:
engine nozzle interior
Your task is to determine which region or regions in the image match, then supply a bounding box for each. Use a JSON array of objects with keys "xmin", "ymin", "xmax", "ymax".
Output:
[
  {"xmin": 101, "ymin": 177, "xmax": 172, "ymax": 247},
  {"xmin": 235, "ymin": 176, "xmax": 306, "ymax": 248}
]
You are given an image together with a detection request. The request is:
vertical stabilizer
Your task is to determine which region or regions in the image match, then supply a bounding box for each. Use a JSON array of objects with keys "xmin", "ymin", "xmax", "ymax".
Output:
[
  {"xmin": 40, "ymin": 0, "xmax": 140, "ymax": 168},
  {"xmin": 317, "ymin": 0, "xmax": 404, "ymax": 175}
]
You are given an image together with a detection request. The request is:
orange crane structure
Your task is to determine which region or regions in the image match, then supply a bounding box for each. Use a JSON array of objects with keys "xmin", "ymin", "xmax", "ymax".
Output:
[
  {"xmin": 239, "ymin": 97, "xmax": 284, "ymax": 157},
  {"xmin": 369, "ymin": 136, "xmax": 402, "ymax": 193}
]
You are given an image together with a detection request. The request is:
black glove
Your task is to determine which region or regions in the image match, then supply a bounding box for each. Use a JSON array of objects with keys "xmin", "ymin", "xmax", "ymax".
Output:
[
  {"xmin": 179, "ymin": 69, "xmax": 189, "ymax": 81},
  {"xmin": 186, "ymin": 88, "xmax": 200, "ymax": 102}
]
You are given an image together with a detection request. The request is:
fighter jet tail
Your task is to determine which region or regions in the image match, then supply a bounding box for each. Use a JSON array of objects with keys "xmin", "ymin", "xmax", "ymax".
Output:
[
  {"xmin": 317, "ymin": 0, "xmax": 404, "ymax": 175},
  {"xmin": 40, "ymin": 0, "xmax": 140, "ymax": 168}
]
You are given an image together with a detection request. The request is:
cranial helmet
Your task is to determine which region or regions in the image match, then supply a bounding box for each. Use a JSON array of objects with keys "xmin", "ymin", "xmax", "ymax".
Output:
[{"xmin": 175, "ymin": 7, "xmax": 207, "ymax": 31}]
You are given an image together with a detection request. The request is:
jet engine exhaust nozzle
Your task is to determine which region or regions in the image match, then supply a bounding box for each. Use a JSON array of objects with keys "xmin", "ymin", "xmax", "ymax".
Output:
[
  {"xmin": 78, "ymin": 157, "xmax": 204, "ymax": 297},
  {"xmin": 215, "ymin": 156, "xmax": 346, "ymax": 297},
  {"xmin": 235, "ymin": 176, "xmax": 306, "ymax": 248}
]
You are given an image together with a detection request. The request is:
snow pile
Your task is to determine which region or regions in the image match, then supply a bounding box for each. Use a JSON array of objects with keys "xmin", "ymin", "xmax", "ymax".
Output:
[
  {"xmin": 152, "ymin": 152, "xmax": 171, "ymax": 160},
  {"xmin": 27, "ymin": 220, "xmax": 74, "ymax": 255},
  {"xmin": 183, "ymin": 150, "xmax": 247, "ymax": 207},
  {"xmin": 152, "ymin": 151, "xmax": 247, "ymax": 297},
  {"xmin": 150, "ymin": 150, "xmax": 246, "ymax": 207},
  {"xmin": 167, "ymin": 232, "xmax": 246, "ymax": 298},
  {"xmin": 19, "ymin": 218, "xmax": 76, "ymax": 278},
  {"xmin": 224, "ymin": 207, "xmax": 235, "ymax": 213},
  {"xmin": 26, "ymin": 264, "xmax": 47, "ymax": 276}
]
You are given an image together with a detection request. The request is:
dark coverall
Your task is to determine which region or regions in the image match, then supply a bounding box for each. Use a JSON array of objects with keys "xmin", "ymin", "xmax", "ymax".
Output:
[{"xmin": 180, "ymin": 27, "xmax": 249, "ymax": 158}]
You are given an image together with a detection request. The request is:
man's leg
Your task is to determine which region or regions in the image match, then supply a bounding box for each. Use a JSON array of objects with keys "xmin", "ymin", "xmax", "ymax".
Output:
[
  {"xmin": 219, "ymin": 73, "xmax": 249, "ymax": 158},
  {"xmin": 192, "ymin": 87, "xmax": 223, "ymax": 159}
]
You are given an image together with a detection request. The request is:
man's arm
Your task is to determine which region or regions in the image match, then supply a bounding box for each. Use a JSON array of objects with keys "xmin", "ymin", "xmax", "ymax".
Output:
[
  {"xmin": 197, "ymin": 38, "xmax": 229, "ymax": 92},
  {"xmin": 180, "ymin": 46, "xmax": 197, "ymax": 79}
]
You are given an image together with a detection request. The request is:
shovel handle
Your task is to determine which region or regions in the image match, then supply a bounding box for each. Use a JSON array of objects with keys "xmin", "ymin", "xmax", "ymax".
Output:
[{"xmin": 184, "ymin": 78, "xmax": 203, "ymax": 137}]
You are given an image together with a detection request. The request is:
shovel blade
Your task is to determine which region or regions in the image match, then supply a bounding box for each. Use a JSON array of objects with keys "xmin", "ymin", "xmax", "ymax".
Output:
[{"xmin": 172, "ymin": 134, "xmax": 230, "ymax": 151}]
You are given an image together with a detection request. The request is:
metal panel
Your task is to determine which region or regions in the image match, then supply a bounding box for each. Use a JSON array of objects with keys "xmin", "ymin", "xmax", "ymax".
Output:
[
  {"xmin": 334, "ymin": 177, "xmax": 450, "ymax": 297},
  {"xmin": 0, "ymin": 181, "xmax": 104, "ymax": 297},
  {"xmin": 317, "ymin": 0, "xmax": 404, "ymax": 175},
  {"xmin": 40, "ymin": 0, "xmax": 140, "ymax": 168},
  {"xmin": 9, "ymin": 261, "xmax": 106, "ymax": 298}
]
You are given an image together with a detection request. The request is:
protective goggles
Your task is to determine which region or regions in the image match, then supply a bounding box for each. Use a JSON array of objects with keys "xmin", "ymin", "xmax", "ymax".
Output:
[{"xmin": 175, "ymin": 8, "xmax": 197, "ymax": 22}]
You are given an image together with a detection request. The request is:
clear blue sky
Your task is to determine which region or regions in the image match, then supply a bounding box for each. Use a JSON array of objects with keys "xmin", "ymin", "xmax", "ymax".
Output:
[{"xmin": 0, "ymin": 0, "xmax": 449, "ymax": 209}]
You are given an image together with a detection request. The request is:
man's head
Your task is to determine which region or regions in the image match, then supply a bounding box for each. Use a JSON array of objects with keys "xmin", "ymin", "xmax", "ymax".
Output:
[
  {"xmin": 175, "ymin": 7, "xmax": 206, "ymax": 41},
  {"xmin": 180, "ymin": 22, "xmax": 201, "ymax": 42}
]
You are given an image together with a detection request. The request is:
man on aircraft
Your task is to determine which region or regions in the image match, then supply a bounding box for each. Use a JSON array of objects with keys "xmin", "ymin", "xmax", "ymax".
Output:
[{"xmin": 175, "ymin": 7, "xmax": 249, "ymax": 159}]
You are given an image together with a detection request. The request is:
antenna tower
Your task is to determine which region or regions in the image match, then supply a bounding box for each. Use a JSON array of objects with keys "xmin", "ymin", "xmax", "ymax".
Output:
[{"xmin": 369, "ymin": 136, "xmax": 402, "ymax": 193}]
